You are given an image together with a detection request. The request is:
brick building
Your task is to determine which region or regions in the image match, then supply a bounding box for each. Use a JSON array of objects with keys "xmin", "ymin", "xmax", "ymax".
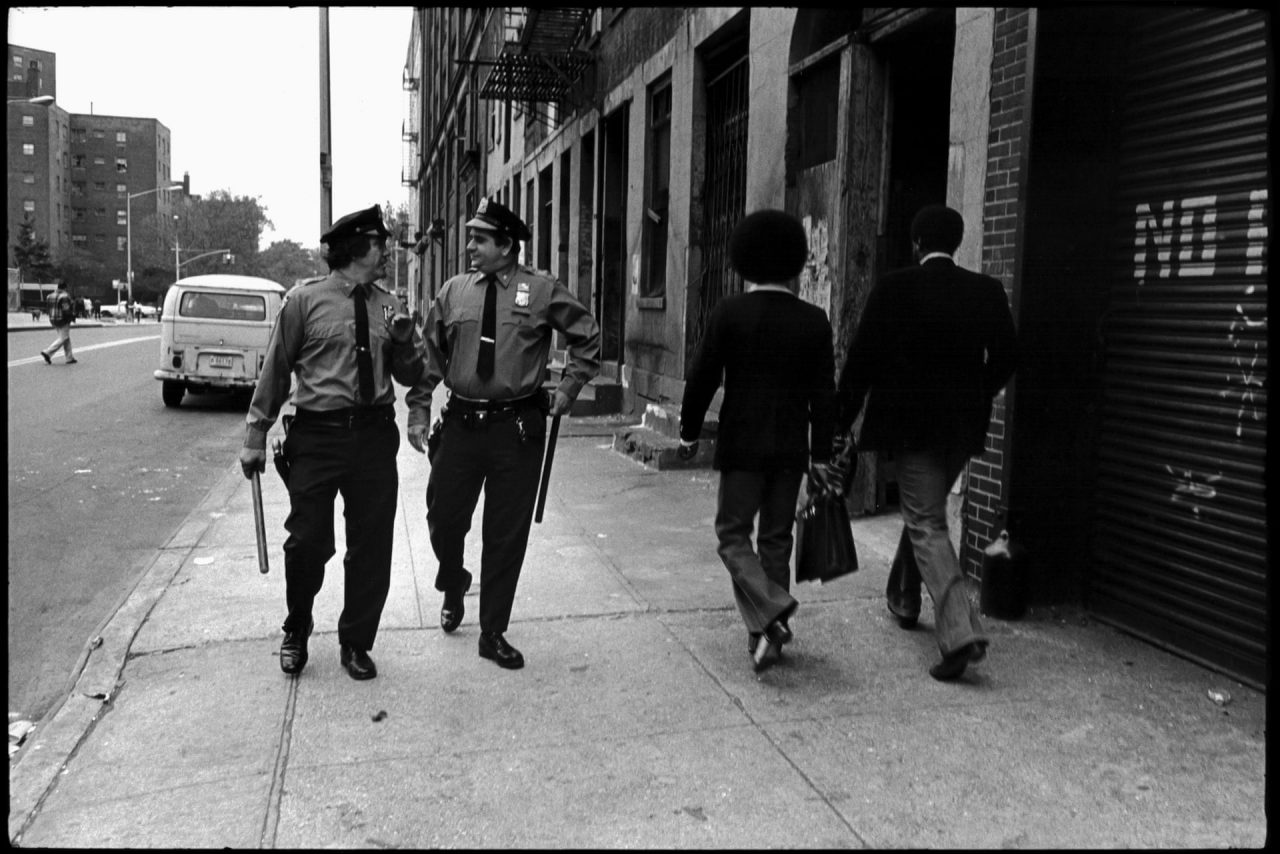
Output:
[
  {"xmin": 7, "ymin": 44, "xmax": 71, "ymax": 266},
  {"xmin": 404, "ymin": 8, "xmax": 1269, "ymax": 687}
]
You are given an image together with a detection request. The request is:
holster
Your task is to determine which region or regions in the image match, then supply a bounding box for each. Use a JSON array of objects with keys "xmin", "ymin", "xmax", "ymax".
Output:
[
  {"xmin": 272, "ymin": 414, "xmax": 293, "ymax": 485},
  {"xmin": 427, "ymin": 415, "xmax": 445, "ymax": 464}
]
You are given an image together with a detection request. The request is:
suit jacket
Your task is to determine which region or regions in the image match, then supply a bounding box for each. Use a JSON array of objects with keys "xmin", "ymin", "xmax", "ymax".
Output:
[
  {"xmin": 681, "ymin": 289, "xmax": 835, "ymax": 471},
  {"xmin": 835, "ymin": 257, "xmax": 1017, "ymax": 455}
]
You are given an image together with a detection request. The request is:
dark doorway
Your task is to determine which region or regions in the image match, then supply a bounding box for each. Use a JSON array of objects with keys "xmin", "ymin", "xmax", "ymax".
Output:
[{"xmin": 598, "ymin": 104, "xmax": 629, "ymax": 364}]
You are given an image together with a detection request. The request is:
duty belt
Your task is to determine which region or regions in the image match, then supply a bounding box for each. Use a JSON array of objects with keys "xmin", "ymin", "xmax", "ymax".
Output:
[
  {"xmin": 293, "ymin": 405, "xmax": 395, "ymax": 429},
  {"xmin": 445, "ymin": 392, "xmax": 546, "ymax": 425}
]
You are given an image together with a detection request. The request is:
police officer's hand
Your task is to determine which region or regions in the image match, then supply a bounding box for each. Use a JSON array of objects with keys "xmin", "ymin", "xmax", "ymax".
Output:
[
  {"xmin": 549, "ymin": 389, "xmax": 573, "ymax": 417},
  {"xmin": 239, "ymin": 446, "xmax": 267, "ymax": 479},
  {"xmin": 407, "ymin": 422, "xmax": 429, "ymax": 454},
  {"xmin": 808, "ymin": 461, "xmax": 843, "ymax": 497},
  {"xmin": 676, "ymin": 439, "xmax": 699, "ymax": 462},
  {"xmin": 386, "ymin": 312, "xmax": 415, "ymax": 345}
]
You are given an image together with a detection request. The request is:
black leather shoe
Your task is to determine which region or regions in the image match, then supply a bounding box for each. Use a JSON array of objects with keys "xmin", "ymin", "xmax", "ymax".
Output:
[
  {"xmin": 280, "ymin": 618, "xmax": 313, "ymax": 675},
  {"xmin": 748, "ymin": 632, "xmax": 762, "ymax": 654},
  {"xmin": 765, "ymin": 618, "xmax": 793, "ymax": 647},
  {"xmin": 340, "ymin": 644, "xmax": 377, "ymax": 680},
  {"xmin": 929, "ymin": 641, "xmax": 986, "ymax": 681},
  {"xmin": 440, "ymin": 569, "xmax": 473, "ymax": 634},
  {"xmin": 752, "ymin": 635, "xmax": 780, "ymax": 672},
  {"xmin": 478, "ymin": 632, "xmax": 524, "ymax": 669},
  {"xmin": 888, "ymin": 599, "xmax": 920, "ymax": 630}
]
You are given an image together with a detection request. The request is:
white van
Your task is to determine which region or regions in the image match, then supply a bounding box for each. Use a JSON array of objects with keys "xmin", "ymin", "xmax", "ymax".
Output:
[{"xmin": 155, "ymin": 274, "xmax": 287, "ymax": 407}]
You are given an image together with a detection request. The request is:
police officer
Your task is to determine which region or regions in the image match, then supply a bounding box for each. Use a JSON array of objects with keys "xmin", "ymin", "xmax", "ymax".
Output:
[
  {"xmin": 239, "ymin": 205, "xmax": 425, "ymax": 681},
  {"xmin": 406, "ymin": 197, "xmax": 601, "ymax": 670}
]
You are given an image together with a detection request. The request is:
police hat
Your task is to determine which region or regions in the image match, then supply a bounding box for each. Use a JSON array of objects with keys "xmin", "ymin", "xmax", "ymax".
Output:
[
  {"xmin": 465, "ymin": 197, "xmax": 532, "ymax": 242},
  {"xmin": 729, "ymin": 209, "xmax": 809, "ymax": 283},
  {"xmin": 321, "ymin": 205, "xmax": 391, "ymax": 245}
]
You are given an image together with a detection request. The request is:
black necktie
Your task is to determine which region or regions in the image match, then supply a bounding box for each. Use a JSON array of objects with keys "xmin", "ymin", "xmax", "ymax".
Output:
[
  {"xmin": 477, "ymin": 274, "xmax": 496, "ymax": 378},
  {"xmin": 352, "ymin": 285, "xmax": 375, "ymax": 404}
]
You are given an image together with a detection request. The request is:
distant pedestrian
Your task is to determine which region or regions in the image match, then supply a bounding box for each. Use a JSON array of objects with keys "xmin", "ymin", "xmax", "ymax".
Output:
[
  {"xmin": 239, "ymin": 205, "xmax": 425, "ymax": 681},
  {"xmin": 678, "ymin": 209, "xmax": 839, "ymax": 673},
  {"xmin": 92, "ymin": 299, "xmax": 101, "ymax": 320},
  {"xmin": 833, "ymin": 204, "xmax": 1017, "ymax": 681},
  {"xmin": 39, "ymin": 282, "xmax": 79, "ymax": 365},
  {"xmin": 406, "ymin": 197, "xmax": 601, "ymax": 671}
]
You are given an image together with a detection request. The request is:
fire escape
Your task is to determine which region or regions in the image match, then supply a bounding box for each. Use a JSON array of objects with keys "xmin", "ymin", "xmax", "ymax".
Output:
[{"xmin": 467, "ymin": 8, "xmax": 596, "ymax": 127}]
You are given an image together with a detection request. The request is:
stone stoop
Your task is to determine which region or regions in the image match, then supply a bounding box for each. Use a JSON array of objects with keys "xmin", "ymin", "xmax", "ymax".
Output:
[
  {"xmin": 611, "ymin": 402, "xmax": 717, "ymax": 470},
  {"xmin": 548, "ymin": 358, "xmax": 623, "ymax": 416}
]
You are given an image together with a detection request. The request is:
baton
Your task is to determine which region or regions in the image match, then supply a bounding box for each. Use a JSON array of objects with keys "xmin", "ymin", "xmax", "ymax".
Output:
[
  {"xmin": 534, "ymin": 414, "xmax": 561, "ymax": 524},
  {"xmin": 251, "ymin": 469, "xmax": 269, "ymax": 574}
]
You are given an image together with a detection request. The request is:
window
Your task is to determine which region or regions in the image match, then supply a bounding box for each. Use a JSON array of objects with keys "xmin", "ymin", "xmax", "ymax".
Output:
[
  {"xmin": 23, "ymin": 200, "xmax": 36, "ymax": 213},
  {"xmin": 22, "ymin": 172, "xmax": 35, "ymax": 184},
  {"xmin": 117, "ymin": 184, "xmax": 127, "ymax": 195},
  {"xmin": 116, "ymin": 131, "xmax": 127, "ymax": 143},
  {"xmin": 93, "ymin": 129, "xmax": 105, "ymax": 139},
  {"xmin": 22, "ymin": 115, "xmax": 34, "ymax": 127},
  {"xmin": 12, "ymin": 56, "xmax": 21, "ymax": 67},
  {"xmin": 73, "ymin": 234, "xmax": 87, "ymax": 244},
  {"xmin": 794, "ymin": 58, "xmax": 839, "ymax": 168},
  {"xmin": 117, "ymin": 210, "xmax": 127, "ymax": 226},
  {"xmin": 93, "ymin": 156, "xmax": 105, "ymax": 166},
  {"xmin": 641, "ymin": 77, "xmax": 672, "ymax": 300},
  {"xmin": 72, "ymin": 155, "xmax": 85, "ymax": 168},
  {"xmin": 94, "ymin": 182, "xmax": 108, "ymax": 191},
  {"xmin": 117, "ymin": 236, "xmax": 127, "ymax": 251},
  {"xmin": 116, "ymin": 158, "xmax": 128, "ymax": 173},
  {"xmin": 23, "ymin": 143, "xmax": 35, "ymax": 155}
]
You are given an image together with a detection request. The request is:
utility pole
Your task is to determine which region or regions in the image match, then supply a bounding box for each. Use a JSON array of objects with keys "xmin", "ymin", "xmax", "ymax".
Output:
[{"xmin": 319, "ymin": 7, "xmax": 333, "ymax": 237}]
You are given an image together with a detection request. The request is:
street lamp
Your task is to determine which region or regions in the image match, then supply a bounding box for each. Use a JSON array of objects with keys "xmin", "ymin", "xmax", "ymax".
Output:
[
  {"xmin": 174, "ymin": 244, "xmax": 232, "ymax": 281},
  {"xmin": 6, "ymin": 95, "xmax": 54, "ymax": 104},
  {"xmin": 126, "ymin": 183, "xmax": 183, "ymax": 305}
]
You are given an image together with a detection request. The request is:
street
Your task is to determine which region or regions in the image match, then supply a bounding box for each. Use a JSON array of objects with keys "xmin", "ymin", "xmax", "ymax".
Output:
[{"xmin": 7, "ymin": 323, "xmax": 251, "ymax": 725}]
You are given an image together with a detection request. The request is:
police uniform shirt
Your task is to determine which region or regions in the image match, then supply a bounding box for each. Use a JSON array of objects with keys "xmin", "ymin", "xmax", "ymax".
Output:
[
  {"xmin": 246, "ymin": 272, "xmax": 425, "ymax": 434},
  {"xmin": 406, "ymin": 263, "xmax": 600, "ymax": 427}
]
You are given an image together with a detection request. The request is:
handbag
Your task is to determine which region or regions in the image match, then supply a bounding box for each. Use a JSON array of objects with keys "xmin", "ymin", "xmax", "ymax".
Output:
[{"xmin": 794, "ymin": 486, "xmax": 859, "ymax": 585}]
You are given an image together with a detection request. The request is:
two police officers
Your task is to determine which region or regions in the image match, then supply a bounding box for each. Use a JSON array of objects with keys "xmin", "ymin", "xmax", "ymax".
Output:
[
  {"xmin": 406, "ymin": 198, "xmax": 601, "ymax": 670},
  {"xmin": 240, "ymin": 205, "xmax": 424, "ymax": 681}
]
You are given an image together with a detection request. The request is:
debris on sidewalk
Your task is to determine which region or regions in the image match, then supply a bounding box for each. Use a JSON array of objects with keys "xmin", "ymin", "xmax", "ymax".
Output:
[{"xmin": 1206, "ymin": 688, "xmax": 1232, "ymax": 706}]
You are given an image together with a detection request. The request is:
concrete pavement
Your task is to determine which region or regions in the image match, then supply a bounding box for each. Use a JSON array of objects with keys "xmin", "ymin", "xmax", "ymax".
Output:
[{"xmin": 7, "ymin": 389, "xmax": 1266, "ymax": 847}]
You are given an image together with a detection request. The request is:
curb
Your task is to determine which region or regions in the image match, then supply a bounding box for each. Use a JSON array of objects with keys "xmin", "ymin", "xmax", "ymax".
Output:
[{"xmin": 7, "ymin": 463, "xmax": 243, "ymax": 845}]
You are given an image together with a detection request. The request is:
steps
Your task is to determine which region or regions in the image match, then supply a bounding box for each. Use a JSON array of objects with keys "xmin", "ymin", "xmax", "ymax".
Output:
[
  {"xmin": 548, "ymin": 358, "xmax": 622, "ymax": 417},
  {"xmin": 610, "ymin": 402, "xmax": 717, "ymax": 470}
]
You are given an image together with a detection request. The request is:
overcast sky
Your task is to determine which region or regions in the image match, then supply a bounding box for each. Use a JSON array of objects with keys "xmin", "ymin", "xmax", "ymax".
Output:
[{"xmin": 8, "ymin": 6, "xmax": 412, "ymax": 249}]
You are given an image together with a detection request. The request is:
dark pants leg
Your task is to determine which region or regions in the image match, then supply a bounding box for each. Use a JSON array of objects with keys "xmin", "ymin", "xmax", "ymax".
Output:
[
  {"xmin": 715, "ymin": 469, "xmax": 803, "ymax": 634},
  {"xmin": 427, "ymin": 413, "xmax": 544, "ymax": 634},
  {"xmin": 886, "ymin": 526, "xmax": 923, "ymax": 620},
  {"xmin": 282, "ymin": 421, "xmax": 398, "ymax": 649}
]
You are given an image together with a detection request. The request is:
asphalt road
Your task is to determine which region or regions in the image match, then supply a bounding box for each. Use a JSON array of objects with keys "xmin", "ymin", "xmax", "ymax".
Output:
[{"xmin": 8, "ymin": 325, "xmax": 253, "ymax": 725}]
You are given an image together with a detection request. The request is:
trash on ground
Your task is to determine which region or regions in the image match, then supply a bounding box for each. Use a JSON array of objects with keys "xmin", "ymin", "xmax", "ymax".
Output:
[{"xmin": 1207, "ymin": 688, "xmax": 1232, "ymax": 706}]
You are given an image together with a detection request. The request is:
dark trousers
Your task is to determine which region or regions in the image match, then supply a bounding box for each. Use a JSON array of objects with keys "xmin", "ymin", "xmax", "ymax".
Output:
[
  {"xmin": 281, "ymin": 420, "xmax": 399, "ymax": 650},
  {"xmin": 426, "ymin": 411, "xmax": 545, "ymax": 634},
  {"xmin": 714, "ymin": 468, "xmax": 805, "ymax": 634}
]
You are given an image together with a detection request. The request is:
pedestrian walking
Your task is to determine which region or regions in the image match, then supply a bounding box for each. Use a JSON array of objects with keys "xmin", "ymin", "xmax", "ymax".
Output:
[
  {"xmin": 92, "ymin": 299, "xmax": 101, "ymax": 320},
  {"xmin": 405, "ymin": 197, "xmax": 601, "ymax": 670},
  {"xmin": 238, "ymin": 205, "xmax": 425, "ymax": 681},
  {"xmin": 39, "ymin": 282, "xmax": 79, "ymax": 365},
  {"xmin": 678, "ymin": 209, "xmax": 839, "ymax": 672},
  {"xmin": 833, "ymin": 204, "xmax": 1017, "ymax": 681}
]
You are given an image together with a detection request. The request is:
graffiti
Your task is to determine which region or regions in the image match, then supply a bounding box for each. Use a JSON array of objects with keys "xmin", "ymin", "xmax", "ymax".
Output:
[
  {"xmin": 798, "ymin": 215, "xmax": 831, "ymax": 314},
  {"xmin": 1133, "ymin": 188, "xmax": 1268, "ymax": 508}
]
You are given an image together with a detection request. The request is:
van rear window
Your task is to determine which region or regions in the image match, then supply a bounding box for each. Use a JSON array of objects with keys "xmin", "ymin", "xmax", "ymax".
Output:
[{"xmin": 179, "ymin": 291, "xmax": 267, "ymax": 321}]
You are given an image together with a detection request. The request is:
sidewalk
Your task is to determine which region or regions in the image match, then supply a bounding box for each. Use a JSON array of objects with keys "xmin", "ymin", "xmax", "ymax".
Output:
[
  {"xmin": 7, "ymin": 394, "xmax": 1266, "ymax": 848},
  {"xmin": 8, "ymin": 309, "xmax": 127, "ymax": 332}
]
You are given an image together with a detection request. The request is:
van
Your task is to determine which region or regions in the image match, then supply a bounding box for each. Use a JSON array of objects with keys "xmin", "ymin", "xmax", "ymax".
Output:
[{"xmin": 155, "ymin": 274, "xmax": 287, "ymax": 407}]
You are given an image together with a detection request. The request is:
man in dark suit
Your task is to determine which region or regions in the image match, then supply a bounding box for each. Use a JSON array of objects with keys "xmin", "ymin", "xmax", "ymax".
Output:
[
  {"xmin": 835, "ymin": 204, "xmax": 1017, "ymax": 680},
  {"xmin": 679, "ymin": 209, "xmax": 838, "ymax": 673}
]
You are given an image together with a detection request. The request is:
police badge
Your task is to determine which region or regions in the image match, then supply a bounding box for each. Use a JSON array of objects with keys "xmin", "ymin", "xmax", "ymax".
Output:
[{"xmin": 515, "ymin": 282, "xmax": 530, "ymax": 308}]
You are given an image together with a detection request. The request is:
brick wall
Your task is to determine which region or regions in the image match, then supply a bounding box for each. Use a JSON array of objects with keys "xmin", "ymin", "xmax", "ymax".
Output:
[{"xmin": 965, "ymin": 7, "xmax": 1030, "ymax": 579}]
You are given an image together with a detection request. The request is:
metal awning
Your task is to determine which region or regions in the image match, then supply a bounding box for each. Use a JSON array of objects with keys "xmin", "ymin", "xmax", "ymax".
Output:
[{"xmin": 471, "ymin": 8, "xmax": 595, "ymax": 104}]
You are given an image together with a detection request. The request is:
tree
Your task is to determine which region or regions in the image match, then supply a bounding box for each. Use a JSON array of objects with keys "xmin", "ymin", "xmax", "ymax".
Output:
[
  {"xmin": 11, "ymin": 214, "xmax": 56, "ymax": 284},
  {"xmin": 380, "ymin": 199, "xmax": 413, "ymax": 294},
  {"xmin": 130, "ymin": 190, "xmax": 274, "ymax": 303},
  {"xmin": 254, "ymin": 240, "xmax": 324, "ymax": 286}
]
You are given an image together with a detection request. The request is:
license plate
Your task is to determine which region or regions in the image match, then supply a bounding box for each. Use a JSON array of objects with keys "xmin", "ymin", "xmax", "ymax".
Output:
[{"xmin": 208, "ymin": 355, "xmax": 234, "ymax": 369}]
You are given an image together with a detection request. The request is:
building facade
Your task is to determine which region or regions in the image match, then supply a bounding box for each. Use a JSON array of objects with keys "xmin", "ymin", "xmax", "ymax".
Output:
[
  {"xmin": 404, "ymin": 7, "xmax": 1269, "ymax": 688},
  {"xmin": 7, "ymin": 44, "xmax": 70, "ymax": 268},
  {"xmin": 7, "ymin": 42, "xmax": 176, "ymax": 300}
]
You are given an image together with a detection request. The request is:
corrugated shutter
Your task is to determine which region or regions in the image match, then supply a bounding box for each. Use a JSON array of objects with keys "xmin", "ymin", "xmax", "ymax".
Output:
[{"xmin": 1092, "ymin": 8, "xmax": 1269, "ymax": 688}]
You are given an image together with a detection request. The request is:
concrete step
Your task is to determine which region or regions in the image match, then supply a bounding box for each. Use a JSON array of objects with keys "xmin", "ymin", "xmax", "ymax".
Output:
[
  {"xmin": 548, "ymin": 360, "xmax": 623, "ymax": 417},
  {"xmin": 610, "ymin": 425, "xmax": 715, "ymax": 470}
]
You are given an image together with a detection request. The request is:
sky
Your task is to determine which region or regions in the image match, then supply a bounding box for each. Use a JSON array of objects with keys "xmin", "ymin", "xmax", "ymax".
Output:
[{"xmin": 8, "ymin": 6, "xmax": 412, "ymax": 249}]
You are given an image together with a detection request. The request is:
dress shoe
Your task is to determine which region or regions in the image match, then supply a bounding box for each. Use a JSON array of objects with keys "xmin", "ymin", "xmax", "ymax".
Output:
[
  {"xmin": 764, "ymin": 618, "xmax": 793, "ymax": 647},
  {"xmin": 440, "ymin": 569, "xmax": 473, "ymax": 634},
  {"xmin": 279, "ymin": 618, "xmax": 313, "ymax": 675},
  {"xmin": 65, "ymin": 358, "xmax": 78, "ymax": 364},
  {"xmin": 40, "ymin": 352, "xmax": 51, "ymax": 364},
  {"xmin": 752, "ymin": 635, "xmax": 780, "ymax": 672},
  {"xmin": 887, "ymin": 599, "xmax": 920, "ymax": 630},
  {"xmin": 929, "ymin": 641, "xmax": 986, "ymax": 681},
  {"xmin": 748, "ymin": 632, "xmax": 762, "ymax": 654},
  {"xmin": 478, "ymin": 632, "xmax": 524, "ymax": 669},
  {"xmin": 340, "ymin": 644, "xmax": 377, "ymax": 680}
]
